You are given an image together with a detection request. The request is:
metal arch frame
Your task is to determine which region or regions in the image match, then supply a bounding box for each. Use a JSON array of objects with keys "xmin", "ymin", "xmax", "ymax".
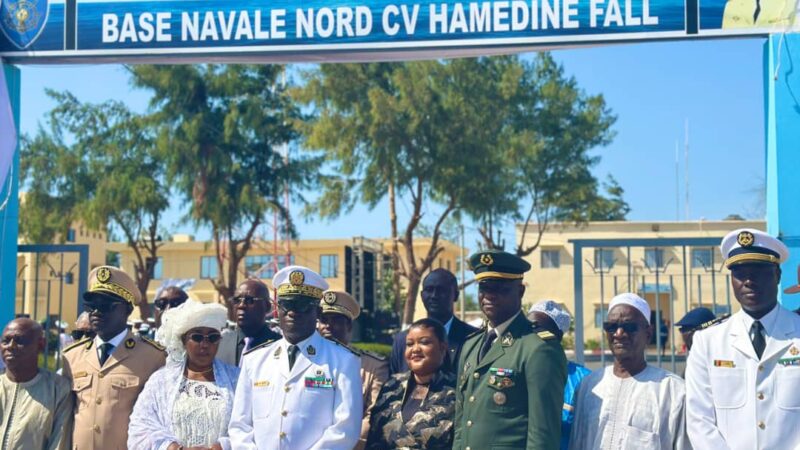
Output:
[
  {"xmin": 17, "ymin": 243, "xmax": 90, "ymax": 318},
  {"xmin": 570, "ymin": 236, "xmax": 722, "ymax": 365}
]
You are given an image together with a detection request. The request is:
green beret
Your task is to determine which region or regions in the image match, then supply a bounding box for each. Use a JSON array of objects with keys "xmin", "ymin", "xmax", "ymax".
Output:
[{"xmin": 468, "ymin": 250, "xmax": 531, "ymax": 281}]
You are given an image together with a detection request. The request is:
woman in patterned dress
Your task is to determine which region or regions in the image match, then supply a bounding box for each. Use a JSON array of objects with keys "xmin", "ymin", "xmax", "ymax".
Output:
[{"xmin": 128, "ymin": 300, "xmax": 240, "ymax": 450}]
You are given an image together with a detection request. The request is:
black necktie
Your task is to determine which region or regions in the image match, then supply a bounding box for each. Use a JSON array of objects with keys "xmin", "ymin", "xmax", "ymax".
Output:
[
  {"xmin": 287, "ymin": 345, "xmax": 299, "ymax": 370},
  {"xmin": 99, "ymin": 343, "xmax": 114, "ymax": 366},
  {"xmin": 478, "ymin": 330, "xmax": 497, "ymax": 362},
  {"xmin": 750, "ymin": 321, "xmax": 766, "ymax": 360}
]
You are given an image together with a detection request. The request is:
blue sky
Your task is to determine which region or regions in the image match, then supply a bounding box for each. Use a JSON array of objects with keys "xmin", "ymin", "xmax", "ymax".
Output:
[{"xmin": 17, "ymin": 37, "xmax": 766, "ymax": 250}]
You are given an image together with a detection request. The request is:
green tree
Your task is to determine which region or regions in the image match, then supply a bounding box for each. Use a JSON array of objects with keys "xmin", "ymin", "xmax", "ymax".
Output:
[
  {"xmin": 296, "ymin": 58, "xmax": 509, "ymax": 325},
  {"xmin": 469, "ymin": 54, "xmax": 626, "ymax": 256},
  {"xmin": 20, "ymin": 91, "xmax": 168, "ymax": 319},
  {"xmin": 129, "ymin": 65, "xmax": 317, "ymax": 304}
]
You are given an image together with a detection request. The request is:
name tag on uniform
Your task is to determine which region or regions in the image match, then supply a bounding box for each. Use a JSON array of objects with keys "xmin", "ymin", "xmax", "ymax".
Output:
[
  {"xmin": 305, "ymin": 376, "xmax": 334, "ymax": 389},
  {"xmin": 73, "ymin": 371, "xmax": 88, "ymax": 378},
  {"xmin": 254, "ymin": 380, "xmax": 270, "ymax": 387},
  {"xmin": 713, "ymin": 360, "xmax": 736, "ymax": 368},
  {"xmin": 779, "ymin": 357, "xmax": 800, "ymax": 366}
]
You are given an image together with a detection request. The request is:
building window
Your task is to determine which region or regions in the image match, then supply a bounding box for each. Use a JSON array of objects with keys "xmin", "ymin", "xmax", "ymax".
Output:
[
  {"xmin": 645, "ymin": 248, "xmax": 665, "ymax": 269},
  {"xmin": 320, "ymin": 254, "xmax": 338, "ymax": 278},
  {"xmin": 245, "ymin": 255, "xmax": 270, "ymax": 278},
  {"xmin": 541, "ymin": 249, "xmax": 560, "ymax": 269},
  {"xmin": 594, "ymin": 306, "xmax": 607, "ymax": 328},
  {"xmin": 594, "ymin": 249, "xmax": 615, "ymax": 270},
  {"xmin": 712, "ymin": 304, "xmax": 731, "ymax": 316},
  {"xmin": 200, "ymin": 256, "xmax": 218, "ymax": 279},
  {"xmin": 66, "ymin": 229, "xmax": 76, "ymax": 242},
  {"xmin": 151, "ymin": 257, "xmax": 163, "ymax": 280},
  {"xmin": 692, "ymin": 248, "xmax": 712, "ymax": 269}
]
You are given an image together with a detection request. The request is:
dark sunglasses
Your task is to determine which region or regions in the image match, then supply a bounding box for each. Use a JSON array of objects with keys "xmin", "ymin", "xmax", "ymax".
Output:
[
  {"xmin": 602, "ymin": 322, "xmax": 642, "ymax": 334},
  {"xmin": 1, "ymin": 335, "xmax": 35, "ymax": 346},
  {"xmin": 278, "ymin": 300, "xmax": 317, "ymax": 313},
  {"xmin": 84, "ymin": 302, "xmax": 124, "ymax": 314},
  {"xmin": 154, "ymin": 297, "xmax": 186, "ymax": 310},
  {"xmin": 229, "ymin": 296, "xmax": 268, "ymax": 307},
  {"xmin": 71, "ymin": 330, "xmax": 96, "ymax": 340},
  {"xmin": 478, "ymin": 281, "xmax": 515, "ymax": 294},
  {"xmin": 186, "ymin": 333, "xmax": 222, "ymax": 344}
]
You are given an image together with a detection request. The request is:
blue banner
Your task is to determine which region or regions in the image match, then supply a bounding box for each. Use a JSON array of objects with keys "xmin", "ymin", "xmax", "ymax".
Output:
[{"xmin": 1, "ymin": 0, "xmax": 690, "ymax": 62}]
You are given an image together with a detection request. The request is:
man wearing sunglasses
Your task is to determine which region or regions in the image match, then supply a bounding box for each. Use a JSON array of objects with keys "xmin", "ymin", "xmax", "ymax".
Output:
[
  {"xmin": 152, "ymin": 286, "xmax": 189, "ymax": 327},
  {"xmin": 230, "ymin": 266, "xmax": 363, "ymax": 450},
  {"xmin": 454, "ymin": 250, "xmax": 567, "ymax": 450},
  {"xmin": 61, "ymin": 265, "xmax": 166, "ymax": 450},
  {"xmin": 569, "ymin": 293, "xmax": 688, "ymax": 449},
  {"xmin": 0, "ymin": 318, "xmax": 74, "ymax": 449},
  {"xmin": 216, "ymin": 279, "xmax": 282, "ymax": 366},
  {"xmin": 687, "ymin": 229, "xmax": 800, "ymax": 450}
]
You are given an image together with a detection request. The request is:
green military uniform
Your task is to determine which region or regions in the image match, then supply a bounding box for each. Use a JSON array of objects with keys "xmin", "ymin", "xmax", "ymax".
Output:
[{"xmin": 453, "ymin": 251, "xmax": 567, "ymax": 450}]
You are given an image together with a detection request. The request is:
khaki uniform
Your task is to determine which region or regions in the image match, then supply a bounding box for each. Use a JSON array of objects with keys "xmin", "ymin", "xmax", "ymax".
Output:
[
  {"xmin": 62, "ymin": 331, "xmax": 166, "ymax": 450},
  {"xmin": 356, "ymin": 351, "xmax": 389, "ymax": 450}
]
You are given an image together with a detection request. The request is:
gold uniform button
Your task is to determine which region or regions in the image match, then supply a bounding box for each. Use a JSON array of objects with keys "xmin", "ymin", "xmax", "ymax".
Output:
[
  {"xmin": 758, "ymin": 365, "xmax": 764, "ymax": 372},
  {"xmin": 758, "ymin": 421, "xmax": 765, "ymax": 429},
  {"xmin": 284, "ymin": 386, "xmax": 291, "ymax": 392},
  {"xmin": 467, "ymin": 420, "xmax": 473, "ymax": 427},
  {"xmin": 281, "ymin": 410, "xmax": 288, "ymax": 416},
  {"xmin": 279, "ymin": 432, "xmax": 287, "ymax": 438},
  {"xmin": 95, "ymin": 397, "xmax": 102, "ymax": 405},
  {"xmin": 758, "ymin": 392, "xmax": 765, "ymax": 400},
  {"xmin": 98, "ymin": 373, "xmax": 105, "ymax": 379},
  {"xmin": 469, "ymin": 396, "xmax": 475, "ymax": 402},
  {"xmin": 473, "ymin": 372, "xmax": 480, "ymax": 379},
  {"xmin": 93, "ymin": 425, "xmax": 101, "ymax": 433}
]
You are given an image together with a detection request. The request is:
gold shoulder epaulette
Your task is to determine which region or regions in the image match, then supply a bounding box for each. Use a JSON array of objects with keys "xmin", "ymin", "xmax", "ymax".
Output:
[
  {"xmin": 536, "ymin": 330, "xmax": 557, "ymax": 341},
  {"xmin": 141, "ymin": 336, "xmax": 166, "ymax": 351},
  {"xmin": 698, "ymin": 313, "xmax": 731, "ymax": 331},
  {"xmin": 243, "ymin": 338, "xmax": 278, "ymax": 356},
  {"xmin": 64, "ymin": 338, "xmax": 91, "ymax": 353}
]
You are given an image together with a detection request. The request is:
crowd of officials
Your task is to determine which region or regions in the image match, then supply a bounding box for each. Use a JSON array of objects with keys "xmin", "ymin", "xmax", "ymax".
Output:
[{"xmin": 1, "ymin": 227, "xmax": 799, "ymax": 449}]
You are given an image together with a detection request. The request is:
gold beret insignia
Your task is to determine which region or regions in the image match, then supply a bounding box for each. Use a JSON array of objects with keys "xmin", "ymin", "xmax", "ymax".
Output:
[
  {"xmin": 97, "ymin": 267, "xmax": 112, "ymax": 283},
  {"xmin": 289, "ymin": 270, "xmax": 305, "ymax": 286},
  {"xmin": 323, "ymin": 291, "xmax": 337, "ymax": 305},
  {"xmin": 480, "ymin": 253, "xmax": 494, "ymax": 266},
  {"xmin": 737, "ymin": 231, "xmax": 755, "ymax": 247},
  {"xmin": 125, "ymin": 338, "xmax": 136, "ymax": 349}
]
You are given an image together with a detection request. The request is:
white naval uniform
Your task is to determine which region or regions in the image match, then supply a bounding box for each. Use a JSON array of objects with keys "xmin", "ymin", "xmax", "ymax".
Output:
[
  {"xmin": 686, "ymin": 305, "xmax": 800, "ymax": 450},
  {"xmin": 229, "ymin": 330, "xmax": 363, "ymax": 450}
]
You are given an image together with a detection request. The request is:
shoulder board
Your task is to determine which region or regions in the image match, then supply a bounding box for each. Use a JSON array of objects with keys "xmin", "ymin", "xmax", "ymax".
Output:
[
  {"xmin": 64, "ymin": 338, "xmax": 91, "ymax": 353},
  {"xmin": 243, "ymin": 338, "xmax": 279, "ymax": 356},
  {"xmin": 536, "ymin": 330, "xmax": 558, "ymax": 341},
  {"xmin": 331, "ymin": 339, "xmax": 361, "ymax": 357},
  {"xmin": 141, "ymin": 336, "xmax": 166, "ymax": 351},
  {"xmin": 361, "ymin": 349, "xmax": 387, "ymax": 361},
  {"xmin": 697, "ymin": 313, "xmax": 731, "ymax": 331},
  {"xmin": 465, "ymin": 327, "xmax": 486, "ymax": 340}
]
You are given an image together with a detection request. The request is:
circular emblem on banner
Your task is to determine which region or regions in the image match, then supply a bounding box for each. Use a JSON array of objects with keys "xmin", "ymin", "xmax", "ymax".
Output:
[
  {"xmin": 493, "ymin": 392, "xmax": 507, "ymax": 405},
  {"xmin": 289, "ymin": 270, "xmax": 305, "ymax": 286},
  {"xmin": 4, "ymin": 0, "xmax": 41, "ymax": 33},
  {"xmin": 323, "ymin": 291, "xmax": 337, "ymax": 305},
  {"xmin": 737, "ymin": 231, "xmax": 755, "ymax": 248},
  {"xmin": 97, "ymin": 267, "xmax": 112, "ymax": 283},
  {"xmin": 480, "ymin": 254, "xmax": 494, "ymax": 266}
]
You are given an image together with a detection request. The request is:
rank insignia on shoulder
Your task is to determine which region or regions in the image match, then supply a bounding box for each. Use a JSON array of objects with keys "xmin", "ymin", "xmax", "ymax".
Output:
[
  {"xmin": 64, "ymin": 338, "xmax": 91, "ymax": 353},
  {"xmin": 501, "ymin": 333, "xmax": 514, "ymax": 347},
  {"xmin": 125, "ymin": 338, "xmax": 136, "ymax": 349},
  {"xmin": 713, "ymin": 359, "xmax": 735, "ymax": 368},
  {"xmin": 141, "ymin": 336, "xmax": 165, "ymax": 351},
  {"xmin": 244, "ymin": 339, "xmax": 277, "ymax": 356},
  {"xmin": 307, "ymin": 345, "xmax": 316, "ymax": 356},
  {"xmin": 698, "ymin": 314, "xmax": 730, "ymax": 331},
  {"xmin": 537, "ymin": 330, "xmax": 556, "ymax": 340}
]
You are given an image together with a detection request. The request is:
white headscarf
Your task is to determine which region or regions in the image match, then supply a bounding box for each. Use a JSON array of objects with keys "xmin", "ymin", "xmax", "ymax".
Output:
[{"xmin": 156, "ymin": 300, "xmax": 228, "ymax": 363}]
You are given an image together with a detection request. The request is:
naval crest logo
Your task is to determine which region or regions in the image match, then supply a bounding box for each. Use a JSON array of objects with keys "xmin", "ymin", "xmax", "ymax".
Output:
[
  {"xmin": 0, "ymin": 0, "xmax": 49, "ymax": 50},
  {"xmin": 737, "ymin": 231, "xmax": 755, "ymax": 248},
  {"xmin": 289, "ymin": 270, "xmax": 305, "ymax": 286}
]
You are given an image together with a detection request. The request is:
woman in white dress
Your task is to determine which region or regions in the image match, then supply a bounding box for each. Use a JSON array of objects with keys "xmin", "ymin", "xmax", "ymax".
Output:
[{"xmin": 128, "ymin": 300, "xmax": 240, "ymax": 450}]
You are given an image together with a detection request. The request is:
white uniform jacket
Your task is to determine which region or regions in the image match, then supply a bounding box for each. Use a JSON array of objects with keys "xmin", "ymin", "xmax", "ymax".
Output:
[
  {"xmin": 229, "ymin": 331, "xmax": 363, "ymax": 450},
  {"xmin": 686, "ymin": 306, "xmax": 800, "ymax": 450}
]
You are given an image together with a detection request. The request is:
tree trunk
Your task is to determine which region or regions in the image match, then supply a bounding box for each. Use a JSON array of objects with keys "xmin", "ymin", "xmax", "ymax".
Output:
[
  {"xmin": 402, "ymin": 271, "xmax": 422, "ymax": 325},
  {"xmin": 388, "ymin": 182, "xmax": 403, "ymax": 315}
]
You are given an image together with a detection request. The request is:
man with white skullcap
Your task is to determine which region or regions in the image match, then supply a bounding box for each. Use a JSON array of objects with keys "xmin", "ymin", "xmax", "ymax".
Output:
[
  {"xmin": 568, "ymin": 293, "xmax": 688, "ymax": 450},
  {"xmin": 527, "ymin": 300, "xmax": 591, "ymax": 450},
  {"xmin": 687, "ymin": 228, "xmax": 800, "ymax": 450},
  {"xmin": 229, "ymin": 265, "xmax": 363, "ymax": 450}
]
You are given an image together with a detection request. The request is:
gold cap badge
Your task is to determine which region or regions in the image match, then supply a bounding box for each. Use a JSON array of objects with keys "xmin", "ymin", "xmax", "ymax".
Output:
[
  {"xmin": 323, "ymin": 291, "xmax": 337, "ymax": 305},
  {"xmin": 97, "ymin": 267, "xmax": 112, "ymax": 283},
  {"xmin": 737, "ymin": 231, "xmax": 755, "ymax": 247},
  {"xmin": 289, "ymin": 270, "xmax": 305, "ymax": 286},
  {"xmin": 480, "ymin": 253, "xmax": 494, "ymax": 266}
]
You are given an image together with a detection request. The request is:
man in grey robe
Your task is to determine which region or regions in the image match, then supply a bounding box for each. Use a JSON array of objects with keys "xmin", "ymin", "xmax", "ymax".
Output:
[
  {"xmin": 0, "ymin": 318, "xmax": 74, "ymax": 450},
  {"xmin": 569, "ymin": 293, "xmax": 689, "ymax": 450}
]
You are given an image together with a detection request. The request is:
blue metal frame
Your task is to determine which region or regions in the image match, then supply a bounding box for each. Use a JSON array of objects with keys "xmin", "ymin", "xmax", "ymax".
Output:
[
  {"xmin": 570, "ymin": 237, "xmax": 723, "ymax": 364},
  {"xmin": 0, "ymin": 63, "xmax": 19, "ymax": 328},
  {"xmin": 17, "ymin": 244, "xmax": 90, "ymax": 318}
]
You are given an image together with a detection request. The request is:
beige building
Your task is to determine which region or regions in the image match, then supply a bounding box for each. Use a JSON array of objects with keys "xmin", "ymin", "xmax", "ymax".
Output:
[
  {"xmin": 518, "ymin": 220, "xmax": 765, "ymax": 350},
  {"xmin": 108, "ymin": 235, "xmax": 464, "ymax": 321}
]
